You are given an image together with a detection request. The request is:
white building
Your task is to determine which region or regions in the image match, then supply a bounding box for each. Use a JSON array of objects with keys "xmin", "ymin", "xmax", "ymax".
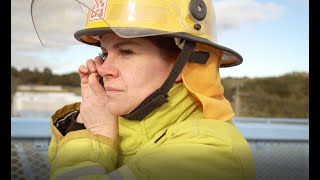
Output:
[{"xmin": 12, "ymin": 86, "xmax": 81, "ymax": 118}]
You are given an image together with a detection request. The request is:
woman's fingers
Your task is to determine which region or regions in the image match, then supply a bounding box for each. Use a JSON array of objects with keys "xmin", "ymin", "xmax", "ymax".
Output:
[
  {"xmin": 79, "ymin": 58, "xmax": 106, "ymax": 98},
  {"xmin": 88, "ymin": 73, "xmax": 106, "ymax": 97},
  {"xmin": 94, "ymin": 56, "xmax": 104, "ymax": 68},
  {"xmin": 78, "ymin": 64, "xmax": 89, "ymax": 84},
  {"xmin": 86, "ymin": 59, "xmax": 97, "ymax": 73}
]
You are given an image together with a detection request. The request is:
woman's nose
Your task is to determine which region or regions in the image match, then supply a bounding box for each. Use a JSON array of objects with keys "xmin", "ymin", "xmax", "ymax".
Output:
[{"xmin": 97, "ymin": 55, "xmax": 120, "ymax": 79}]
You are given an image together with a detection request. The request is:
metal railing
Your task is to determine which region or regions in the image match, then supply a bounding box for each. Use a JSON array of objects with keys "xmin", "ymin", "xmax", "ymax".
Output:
[{"xmin": 11, "ymin": 117, "xmax": 309, "ymax": 180}]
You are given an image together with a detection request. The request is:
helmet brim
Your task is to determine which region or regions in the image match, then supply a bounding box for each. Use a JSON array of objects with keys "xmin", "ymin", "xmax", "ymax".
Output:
[{"xmin": 74, "ymin": 27, "xmax": 243, "ymax": 68}]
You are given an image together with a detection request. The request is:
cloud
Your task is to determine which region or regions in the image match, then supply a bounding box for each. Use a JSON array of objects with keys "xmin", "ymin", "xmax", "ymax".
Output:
[
  {"xmin": 11, "ymin": 0, "xmax": 44, "ymax": 50},
  {"xmin": 11, "ymin": 53, "xmax": 57, "ymax": 71},
  {"xmin": 12, "ymin": 0, "xmax": 286, "ymax": 52},
  {"xmin": 12, "ymin": 0, "xmax": 87, "ymax": 48},
  {"xmin": 11, "ymin": 48, "xmax": 87, "ymax": 74},
  {"xmin": 11, "ymin": 0, "xmax": 88, "ymax": 71},
  {"xmin": 213, "ymin": 0, "xmax": 285, "ymax": 31},
  {"xmin": 12, "ymin": 0, "xmax": 286, "ymax": 74}
]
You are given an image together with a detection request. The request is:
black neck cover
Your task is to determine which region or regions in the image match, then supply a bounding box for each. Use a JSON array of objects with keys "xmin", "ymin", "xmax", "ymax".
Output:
[{"xmin": 122, "ymin": 41, "xmax": 209, "ymax": 120}]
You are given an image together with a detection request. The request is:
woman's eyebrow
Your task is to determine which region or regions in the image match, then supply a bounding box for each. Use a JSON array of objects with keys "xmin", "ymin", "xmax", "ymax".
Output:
[
  {"xmin": 112, "ymin": 40, "xmax": 142, "ymax": 49},
  {"xmin": 101, "ymin": 40, "xmax": 142, "ymax": 51}
]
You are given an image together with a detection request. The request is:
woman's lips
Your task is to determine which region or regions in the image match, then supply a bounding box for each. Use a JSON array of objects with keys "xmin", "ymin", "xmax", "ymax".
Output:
[{"xmin": 105, "ymin": 86, "xmax": 122, "ymax": 95}]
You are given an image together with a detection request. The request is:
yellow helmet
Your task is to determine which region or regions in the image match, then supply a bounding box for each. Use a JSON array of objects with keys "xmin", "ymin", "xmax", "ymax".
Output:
[
  {"xmin": 31, "ymin": 0, "xmax": 242, "ymax": 67},
  {"xmin": 31, "ymin": 0, "xmax": 237, "ymax": 120}
]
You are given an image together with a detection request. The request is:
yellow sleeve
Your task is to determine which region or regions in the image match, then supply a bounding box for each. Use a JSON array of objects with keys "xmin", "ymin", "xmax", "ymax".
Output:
[{"xmin": 48, "ymin": 103, "xmax": 117, "ymax": 180}]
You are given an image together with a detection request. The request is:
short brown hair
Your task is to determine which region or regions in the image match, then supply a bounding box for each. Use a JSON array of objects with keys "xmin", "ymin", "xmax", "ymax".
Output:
[{"xmin": 145, "ymin": 36, "xmax": 181, "ymax": 60}]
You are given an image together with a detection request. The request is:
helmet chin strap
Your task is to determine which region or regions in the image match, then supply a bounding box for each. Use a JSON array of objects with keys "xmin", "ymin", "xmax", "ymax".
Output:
[
  {"xmin": 121, "ymin": 41, "xmax": 195, "ymax": 120},
  {"xmin": 122, "ymin": 40, "xmax": 210, "ymax": 120}
]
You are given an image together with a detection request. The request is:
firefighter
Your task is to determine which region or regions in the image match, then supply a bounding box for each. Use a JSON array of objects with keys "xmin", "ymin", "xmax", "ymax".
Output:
[{"xmin": 31, "ymin": 0, "xmax": 255, "ymax": 179}]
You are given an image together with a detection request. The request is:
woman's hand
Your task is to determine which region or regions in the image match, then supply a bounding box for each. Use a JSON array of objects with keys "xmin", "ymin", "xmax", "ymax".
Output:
[{"xmin": 76, "ymin": 56, "xmax": 118, "ymax": 139}]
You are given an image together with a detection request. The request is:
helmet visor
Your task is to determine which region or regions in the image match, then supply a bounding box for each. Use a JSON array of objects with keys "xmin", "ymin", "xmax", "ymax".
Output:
[
  {"xmin": 31, "ymin": 0, "xmax": 216, "ymax": 47},
  {"xmin": 31, "ymin": 0, "xmax": 88, "ymax": 47}
]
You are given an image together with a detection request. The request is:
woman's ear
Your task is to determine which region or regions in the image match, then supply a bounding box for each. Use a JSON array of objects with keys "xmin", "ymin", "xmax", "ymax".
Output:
[{"xmin": 175, "ymin": 73, "xmax": 182, "ymax": 83}]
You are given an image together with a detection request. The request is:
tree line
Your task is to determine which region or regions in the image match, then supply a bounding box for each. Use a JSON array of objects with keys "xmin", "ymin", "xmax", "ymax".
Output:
[
  {"xmin": 11, "ymin": 67, "xmax": 309, "ymax": 118},
  {"xmin": 11, "ymin": 67, "xmax": 80, "ymax": 86},
  {"xmin": 222, "ymin": 72, "xmax": 309, "ymax": 118}
]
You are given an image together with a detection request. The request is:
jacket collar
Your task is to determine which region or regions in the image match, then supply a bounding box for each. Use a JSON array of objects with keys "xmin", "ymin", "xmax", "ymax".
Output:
[{"xmin": 117, "ymin": 83, "xmax": 203, "ymax": 154}]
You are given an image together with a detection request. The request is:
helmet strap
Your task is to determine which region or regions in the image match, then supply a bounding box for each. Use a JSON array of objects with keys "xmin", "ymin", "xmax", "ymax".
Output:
[{"xmin": 122, "ymin": 41, "xmax": 196, "ymax": 120}]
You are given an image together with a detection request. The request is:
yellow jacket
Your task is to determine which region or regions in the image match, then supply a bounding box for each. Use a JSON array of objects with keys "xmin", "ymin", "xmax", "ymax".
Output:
[{"xmin": 48, "ymin": 83, "xmax": 255, "ymax": 180}]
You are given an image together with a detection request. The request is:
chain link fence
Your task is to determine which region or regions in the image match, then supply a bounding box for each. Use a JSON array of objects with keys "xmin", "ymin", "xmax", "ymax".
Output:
[
  {"xmin": 11, "ymin": 117, "xmax": 309, "ymax": 180},
  {"xmin": 249, "ymin": 140, "xmax": 308, "ymax": 180},
  {"xmin": 11, "ymin": 139, "xmax": 50, "ymax": 180}
]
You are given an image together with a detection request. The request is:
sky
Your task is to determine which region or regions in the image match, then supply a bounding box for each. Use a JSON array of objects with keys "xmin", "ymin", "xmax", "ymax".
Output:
[{"xmin": 11, "ymin": 0, "xmax": 309, "ymax": 78}]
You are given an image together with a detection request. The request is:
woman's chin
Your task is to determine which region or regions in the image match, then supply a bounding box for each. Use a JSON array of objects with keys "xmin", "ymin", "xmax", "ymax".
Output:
[
  {"xmin": 108, "ymin": 107, "xmax": 132, "ymax": 117},
  {"xmin": 107, "ymin": 101, "xmax": 140, "ymax": 117}
]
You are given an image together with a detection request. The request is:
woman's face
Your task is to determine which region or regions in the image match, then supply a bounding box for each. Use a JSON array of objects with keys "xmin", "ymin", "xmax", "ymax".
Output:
[{"xmin": 98, "ymin": 33, "xmax": 177, "ymax": 116}]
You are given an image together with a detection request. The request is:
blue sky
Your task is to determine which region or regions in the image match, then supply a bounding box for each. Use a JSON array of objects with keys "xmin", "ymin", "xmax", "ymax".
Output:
[
  {"xmin": 11, "ymin": 0, "xmax": 309, "ymax": 78},
  {"xmin": 217, "ymin": 0, "xmax": 309, "ymax": 77}
]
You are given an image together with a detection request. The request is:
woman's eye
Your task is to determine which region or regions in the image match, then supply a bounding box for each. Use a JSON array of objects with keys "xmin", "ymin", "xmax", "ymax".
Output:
[
  {"xmin": 120, "ymin": 49, "xmax": 134, "ymax": 56},
  {"xmin": 99, "ymin": 52, "xmax": 108, "ymax": 60}
]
